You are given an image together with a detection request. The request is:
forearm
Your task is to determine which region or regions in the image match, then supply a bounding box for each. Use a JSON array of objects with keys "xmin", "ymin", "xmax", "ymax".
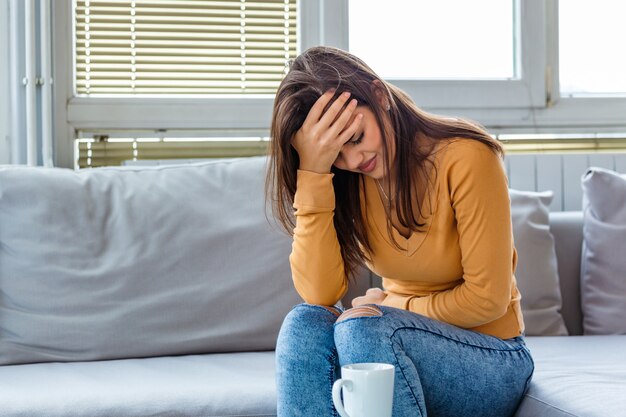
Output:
[
  {"xmin": 290, "ymin": 170, "xmax": 348, "ymax": 305},
  {"xmin": 382, "ymin": 281, "xmax": 511, "ymax": 328}
]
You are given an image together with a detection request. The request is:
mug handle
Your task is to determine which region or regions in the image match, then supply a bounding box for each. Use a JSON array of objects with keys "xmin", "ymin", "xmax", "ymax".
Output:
[{"xmin": 332, "ymin": 378, "xmax": 353, "ymax": 417}]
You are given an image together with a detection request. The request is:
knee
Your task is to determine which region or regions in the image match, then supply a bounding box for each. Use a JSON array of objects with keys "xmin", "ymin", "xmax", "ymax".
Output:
[
  {"xmin": 278, "ymin": 304, "xmax": 341, "ymax": 347},
  {"xmin": 277, "ymin": 304, "xmax": 340, "ymax": 363},
  {"xmin": 334, "ymin": 305, "xmax": 394, "ymax": 364},
  {"xmin": 334, "ymin": 305, "xmax": 385, "ymax": 346},
  {"xmin": 336, "ymin": 305, "xmax": 383, "ymax": 323},
  {"xmin": 286, "ymin": 303, "xmax": 341, "ymax": 323}
]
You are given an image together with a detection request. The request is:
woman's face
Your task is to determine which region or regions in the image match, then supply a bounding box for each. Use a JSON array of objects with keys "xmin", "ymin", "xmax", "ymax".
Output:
[{"xmin": 332, "ymin": 105, "xmax": 394, "ymax": 180}]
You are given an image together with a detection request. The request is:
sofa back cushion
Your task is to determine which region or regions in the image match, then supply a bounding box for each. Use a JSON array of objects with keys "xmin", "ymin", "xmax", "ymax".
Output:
[
  {"xmin": 548, "ymin": 211, "xmax": 584, "ymax": 335},
  {"xmin": 581, "ymin": 167, "xmax": 626, "ymax": 335},
  {"xmin": 509, "ymin": 190, "xmax": 568, "ymax": 336},
  {"xmin": 0, "ymin": 157, "xmax": 300, "ymax": 365}
]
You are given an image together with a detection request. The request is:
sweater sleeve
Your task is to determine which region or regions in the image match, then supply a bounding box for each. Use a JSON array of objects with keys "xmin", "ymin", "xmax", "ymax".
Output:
[
  {"xmin": 289, "ymin": 170, "xmax": 348, "ymax": 306},
  {"xmin": 381, "ymin": 141, "xmax": 514, "ymax": 328}
]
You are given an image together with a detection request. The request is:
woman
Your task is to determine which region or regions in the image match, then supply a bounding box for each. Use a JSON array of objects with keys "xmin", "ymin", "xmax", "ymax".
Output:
[{"xmin": 266, "ymin": 46, "xmax": 534, "ymax": 417}]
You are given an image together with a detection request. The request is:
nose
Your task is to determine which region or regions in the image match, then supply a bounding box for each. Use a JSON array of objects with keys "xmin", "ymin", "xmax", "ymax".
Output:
[{"xmin": 336, "ymin": 147, "xmax": 361, "ymax": 171}]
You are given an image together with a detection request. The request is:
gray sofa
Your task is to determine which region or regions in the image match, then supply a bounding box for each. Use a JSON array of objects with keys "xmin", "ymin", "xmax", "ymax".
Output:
[
  {"xmin": 515, "ymin": 212, "xmax": 626, "ymax": 417},
  {"xmin": 0, "ymin": 156, "xmax": 625, "ymax": 417}
]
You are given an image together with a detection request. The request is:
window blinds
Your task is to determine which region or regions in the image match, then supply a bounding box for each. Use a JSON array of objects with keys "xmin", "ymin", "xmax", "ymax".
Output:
[
  {"xmin": 76, "ymin": 138, "xmax": 269, "ymax": 168},
  {"xmin": 75, "ymin": 135, "xmax": 626, "ymax": 169},
  {"xmin": 75, "ymin": 0, "xmax": 297, "ymax": 95}
]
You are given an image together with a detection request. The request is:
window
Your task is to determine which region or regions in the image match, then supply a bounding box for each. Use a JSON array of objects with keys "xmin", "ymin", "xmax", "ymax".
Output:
[
  {"xmin": 74, "ymin": 0, "xmax": 296, "ymax": 95},
  {"xmin": 51, "ymin": 0, "xmax": 626, "ymax": 168},
  {"xmin": 313, "ymin": 0, "xmax": 626, "ymax": 135},
  {"xmin": 349, "ymin": 0, "xmax": 515, "ymax": 80},
  {"xmin": 75, "ymin": 135, "xmax": 269, "ymax": 168},
  {"xmin": 559, "ymin": 0, "xmax": 626, "ymax": 96},
  {"xmin": 344, "ymin": 0, "xmax": 546, "ymax": 109},
  {"xmin": 58, "ymin": 0, "xmax": 296, "ymax": 167}
]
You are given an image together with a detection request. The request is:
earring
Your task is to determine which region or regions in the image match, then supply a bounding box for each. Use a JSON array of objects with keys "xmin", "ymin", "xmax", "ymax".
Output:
[{"xmin": 386, "ymin": 103, "xmax": 391, "ymax": 111}]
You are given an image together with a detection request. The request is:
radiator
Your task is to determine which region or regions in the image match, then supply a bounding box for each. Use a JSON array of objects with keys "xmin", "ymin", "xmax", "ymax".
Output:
[{"xmin": 505, "ymin": 153, "xmax": 626, "ymax": 211}]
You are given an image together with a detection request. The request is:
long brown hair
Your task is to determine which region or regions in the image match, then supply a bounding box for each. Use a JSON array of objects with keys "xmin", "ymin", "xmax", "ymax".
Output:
[{"xmin": 266, "ymin": 46, "xmax": 503, "ymax": 280}]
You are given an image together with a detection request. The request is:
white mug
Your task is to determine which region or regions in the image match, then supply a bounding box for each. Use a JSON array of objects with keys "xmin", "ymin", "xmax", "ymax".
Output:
[{"xmin": 332, "ymin": 363, "xmax": 395, "ymax": 417}]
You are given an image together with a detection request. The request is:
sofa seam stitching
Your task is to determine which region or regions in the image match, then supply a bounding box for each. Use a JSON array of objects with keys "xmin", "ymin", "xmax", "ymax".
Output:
[{"xmin": 523, "ymin": 393, "xmax": 580, "ymax": 417}]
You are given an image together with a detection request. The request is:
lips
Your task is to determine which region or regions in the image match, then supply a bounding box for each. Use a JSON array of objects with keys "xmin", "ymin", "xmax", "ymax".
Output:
[{"xmin": 359, "ymin": 156, "xmax": 377, "ymax": 173}]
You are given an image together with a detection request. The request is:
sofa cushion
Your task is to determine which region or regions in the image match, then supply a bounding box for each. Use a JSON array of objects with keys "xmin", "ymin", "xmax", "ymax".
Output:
[
  {"xmin": 0, "ymin": 352, "xmax": 277, "ymax": 417},
  {"xmin": 516, "ymin": 336, "xmax": 626, "ymax": 417},
  {"xmin": 581, "ymin": 167, "xmax": 626, "ymax": 335},
  {"xmin": 510, "ymin": 190, "xmax": 568, "ymax": 336},
  {"xmin": 0, "ymin": 157, "xmax": 299, "ymax": 365},
  {"xmin": 548, "ymin": 211, "xmax": 584, "ymax": 335}
]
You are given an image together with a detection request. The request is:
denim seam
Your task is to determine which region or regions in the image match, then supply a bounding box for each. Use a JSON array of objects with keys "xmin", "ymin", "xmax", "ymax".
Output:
[
  {"xmin": 327, "ymin": 349, "xmax": 339, "ymax": 417},
  {"xmin": 337, "ymin": 313, "xmax": 527, "ymax": 353},
  {"xmin": 520, "ymin": 345, "xmax": 536, "ymax": 395},
  {"xmin": 390, "ymin": 338, "xmax": 426, "ymax": 417},
  {"xmin": 521, "ymin": 344, "xmax": 536, "ymax": 367},
  {"xmin": 389, "ymin": 325, "xmax": 527, "ymax": 353}
]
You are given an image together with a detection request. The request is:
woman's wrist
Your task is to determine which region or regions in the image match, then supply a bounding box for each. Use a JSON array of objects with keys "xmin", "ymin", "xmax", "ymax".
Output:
[{"xmin": 298, "ymin": 162, "xmax": 331, "ymax": 175}]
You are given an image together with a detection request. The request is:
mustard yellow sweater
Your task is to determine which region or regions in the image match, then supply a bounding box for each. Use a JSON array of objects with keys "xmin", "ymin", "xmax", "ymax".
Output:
[{"xmin": 290, "ymin": 139, "xmax": 524, "ymax": 339}]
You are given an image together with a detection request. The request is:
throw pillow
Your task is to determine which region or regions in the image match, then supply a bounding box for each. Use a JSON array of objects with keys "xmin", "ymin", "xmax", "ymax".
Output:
[
  {"xmin": 510, "ymin": 189, "xmax": 569, "ymax": 336},
  {"xmin": 581, "ymin": 167, "xmax": 626, "ymax": 335}
]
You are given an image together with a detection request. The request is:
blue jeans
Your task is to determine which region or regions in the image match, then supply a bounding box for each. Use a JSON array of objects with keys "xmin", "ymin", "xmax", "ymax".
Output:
[{"xmin": 276, "ymin": 303, "xmax": 534, "ymax": 417}]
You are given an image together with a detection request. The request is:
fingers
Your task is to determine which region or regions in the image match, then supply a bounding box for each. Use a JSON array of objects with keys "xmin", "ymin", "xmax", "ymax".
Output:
[
  {"xmin": 292, "ymin": 89, "xmax": 361, "ymax": 174},
  {"xmin": 330, "ymin": 98, "xmax": 359, "ymax": 139},
  {"xmin": 303, "ymin": 89, "xmax": 336, "ymax": 128},
  {"xmin": 337, "ymin": 111, "xmax": 364, "ymax": 144},
  {"xmin": 351, "ymin": 289, "xmax": 384, "ymax": 308},
  {"xmin": 351, "ymin": 296, "xmax": 364, "ymax": 308},
  {"xmin": 318, "ymin": 91, "xmax": 354, "ymax": 131},
  {"xmin": 304, "ymin": 90, "xmax": 354, "ymax": 131}
]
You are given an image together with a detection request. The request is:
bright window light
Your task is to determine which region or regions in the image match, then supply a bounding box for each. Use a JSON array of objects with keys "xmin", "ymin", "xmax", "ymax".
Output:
[
  {"xmin": 348, "ymin": 0, "xmax": 515, "ymax": 79},
  {"xmin": 559, "ymin": 0, "xmax": 626, "ymax": 96}
]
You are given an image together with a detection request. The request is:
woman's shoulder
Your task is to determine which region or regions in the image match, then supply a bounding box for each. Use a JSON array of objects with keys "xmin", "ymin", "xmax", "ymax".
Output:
[
  {"xmin": 437, "ymin": 137, "xmax": 496, "ymax": 153},
  {"xmin": 433, "ymin": 137, "xmax": 501, "ymax": 167}
]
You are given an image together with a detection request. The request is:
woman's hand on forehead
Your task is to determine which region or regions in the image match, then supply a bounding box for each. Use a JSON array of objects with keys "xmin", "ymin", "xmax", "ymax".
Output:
[{"xmin": 291, "ymin": 90, "xmax": 363, "ymax": 174}]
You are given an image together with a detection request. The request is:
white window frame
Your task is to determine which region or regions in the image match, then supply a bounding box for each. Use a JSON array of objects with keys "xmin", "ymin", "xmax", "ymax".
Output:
[
  {"xmin": 306, "ymin": 0, "xmax": 626, "ymax": 134},
  {"xmin": 0, "ymin": 0, "xmax": 11, "ymax": 164},
  {"xmin": 52, "ymin": 0, "xmax": 626, "ymax": 169},
  {"xmin": 457, "ymin": 0, "xmax": 626, "ymax": 135},
  {"xmin": 330, "ymin": 0, "xmax": 547, "ymax": 109}
]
